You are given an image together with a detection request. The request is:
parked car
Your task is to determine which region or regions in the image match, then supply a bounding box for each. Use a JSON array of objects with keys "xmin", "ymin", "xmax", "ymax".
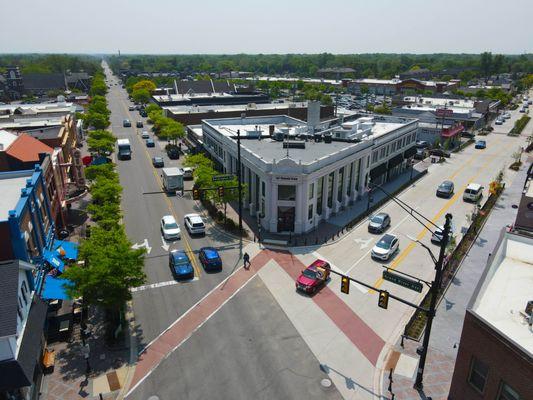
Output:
[
  {"xmin": 169, "ymin": 250, "xmax": 193, "ymax": 280},
  {"xmin": 123, "ymin": 119, "xmax": 131, "ymax": 127},
  {"xmin": 436, "ymin": 180, "xmax": 454, "ymax": 198},
  {"xmin": 141, "ymin": 131, "xmax": 150, "ymax": 139},
  {"xmin": 182, "ymin": 167, "xmax": 194, "ymax": 180},
  {"xmin": 295, "ymin": 259, "xmax": 331, "ymax": 294},
  {"xmin": 128, "ymin": 105, "xmax": 135, "ymax": 111},
  {"xmin": 152, "ymin": 156, "xmax": 164, "ymax": 168},
  {"xmin": 429, "ymin": 148, "xmax": 451, "ymax": 158},
  {"xmin": 199, "ymin": 247, "xmax": 222, "ymax": 271},
  {"xmin": 368, "ymin": 212, "xmax": 391, "ymax": 234},
  {"xmin": 475, "ymin": 140, "xmax": 486, "ymax": 149},
  {"xmin": 161, "ymin": 215, "xmax": 181, "ymax": 240},
  {"xmin": 167, "ymin": 145, "xmax": 179, "ymax": 159},
  {"xmin": 184, "ymin": 214, "xmax": 206, "ymax": 235},
  {"xmin": 414, "ymin": 148, "xmax": 427, "ymax": 160},
  {"xmin": 495, "ymin": 119, "xmax": 503, "ymax": 125},
  {"xmin": 136, "ymin": 121, "xmax": 143, "ymax": 128},
  {"xmin": 146, "ymin": 138, "xmax": 155, "ymax": 147},
  {"xmin": 139, "ymin": 110, "xmax": 147, "ymax": 117},
  {"xmin": 463, "ymin": 183, "xmax": 483, "ymax": 203},
  {"xmin": 415, "ymin": 140, "xmax": 430, "ymax": 149},
  {"xmin": 371, "ymin": 234, "xmax": 399, "ymax": 261}
]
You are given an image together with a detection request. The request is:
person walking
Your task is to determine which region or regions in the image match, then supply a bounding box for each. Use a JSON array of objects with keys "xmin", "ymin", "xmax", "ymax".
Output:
[{"xmin": 243, "ymin": 252, "xmax": 251, "ymax": 269}]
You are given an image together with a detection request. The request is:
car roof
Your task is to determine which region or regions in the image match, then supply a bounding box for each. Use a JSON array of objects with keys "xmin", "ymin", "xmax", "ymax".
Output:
[
  {"xmin": 309, "ymin": 259, "xmax": 329, "ymax": 269},
  {"xmin": 153, "ymin": 156, "xmax": 163, "ymax": 161},
  {"xmin": 466, "ymin": 183, "xmax": 482, "ymax": 190},
  {"xmin": 381, "ymin": 234, "xmax": 397, "ymax": 243},
  {"xmin": 162, "ymin": 215, "xmax": 176, "ymax": 224},
  {"xmin": 170, "ymin": 250, "xmax": 189, "ymax": 260},
  {"xmin": 440, "ymin": 180, "xmax": 453, "ymax": 186},
  {"xmin": 201, "ymin": 247, "xmax": 219, "ymax": 259},
  {"xmin": 185, "ymin": 214, "xmax": 203, "ymax": 223},
  {"xmin": 375, "ymin": 212, "xmax": 389, "ymax": 218}
]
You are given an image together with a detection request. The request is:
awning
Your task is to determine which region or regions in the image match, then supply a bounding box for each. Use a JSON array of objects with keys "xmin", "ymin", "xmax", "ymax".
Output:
[
  {"xmin": 370, "ymin": 163, "xmax": 387, "ymax": 179},
  {"xmin": 441, "ymin": 124, "xmax": 464, "ymax": 138},
  {"xmin": 43, "ymin": 249, "xmax": 65, "ymax": 272},
  {"xmin": 54, "ymin": 240, "xmax": 79, "ymax": 261},
  {"xmin": 388, "ymin": 153, "xmax": 404, "ymax": 169},
  {"xmin": 42, "ymin": 275, "xmax": 72, "ymax": 300},
  {"xmin": 403, "ymin": 146, "xmax": 417, "ymax": 158}
]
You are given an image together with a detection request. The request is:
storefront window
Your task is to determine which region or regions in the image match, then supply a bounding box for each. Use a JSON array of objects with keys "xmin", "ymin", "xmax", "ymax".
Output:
[
  {"xmin": 354, "ymin": 159, "xmax": 361, "ymax": 190},
  {"xmin": 347, "ymin": 163, "xmax": 353, "ymax": 196},
  {"xmin": 278, "ymin": 185, "xmax": 296, "ymax": 201},
  {"xmin": 316, "ymin": 176, "xmax": 324, "ymax": 215},
  {"xmin": 308, "ymin": 183, "xmax": 314, "ymax": 200},
  {"xmin": 327, "ymin": 172, "xmax": 334, "ymax": 208},
  {"xmin": 337, "ymin": 167, "xmax": 344, "ymax": 204},
  {"xmin": 308, "ymin": 204, "xmax": 313, "ymax": 220}
]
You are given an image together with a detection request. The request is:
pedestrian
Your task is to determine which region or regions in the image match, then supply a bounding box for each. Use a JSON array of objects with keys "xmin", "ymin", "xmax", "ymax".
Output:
[{"xmin": 243, "ymin": 252, "xmax": 250, "ymax": 269}]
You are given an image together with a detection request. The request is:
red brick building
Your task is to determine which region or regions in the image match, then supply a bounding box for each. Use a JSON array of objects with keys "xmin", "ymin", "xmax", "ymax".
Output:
[{"xmin": 448, "ymin": 231, "xmax": 533, "ymax": 400}]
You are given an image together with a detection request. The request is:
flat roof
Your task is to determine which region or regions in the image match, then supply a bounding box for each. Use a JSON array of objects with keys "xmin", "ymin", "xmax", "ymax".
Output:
[
  {"xmin": 402, "ymin": 96, "xmax": 476, "ymax": 109},
  {"xmin": 165, "ymin": 102, "xmax": 308, "ymax": 115},
  {"xmin": 0, "ymin": 130, "xmax": 18, "ymax": 150},
  {"xmin": 0, "ymin": 172, "xmax": 32, "ymax": 218},
  {"xmin": 472, "ymin": 233, "xmax": 533, "ymax": 356},
  {"xmin": 0, "ymin": 118, "xmax": 64, "ymax": 130}
]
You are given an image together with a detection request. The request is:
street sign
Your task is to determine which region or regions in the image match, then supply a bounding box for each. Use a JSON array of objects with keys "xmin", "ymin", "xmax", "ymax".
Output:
[
  {"xmin": 212, "ymin": 174, "xmax": 234, "ymax": 182},
  {"xmin": 382, "ymin": 270, "xmax": 423, "ymax": 293}
]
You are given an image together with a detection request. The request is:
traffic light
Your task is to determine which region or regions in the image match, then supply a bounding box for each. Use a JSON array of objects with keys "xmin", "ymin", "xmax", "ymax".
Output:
[
  {"xmin": 340, "ymin": 276, "xmax": 350, "ymax": 294},
  {"xmin": 218, "ymin": 186, "xmax": 225, "ymax": 197},
  {"xmin": 378, "ymin": 290, "xmax": 389, "ymax": 309},
  {"xmin": 193, "ymin": 188, "xmax": 200, "ymax": 200}
]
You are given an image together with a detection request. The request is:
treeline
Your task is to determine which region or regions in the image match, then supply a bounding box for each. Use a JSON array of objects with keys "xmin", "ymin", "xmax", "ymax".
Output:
[
  {"xmin": 0, "ymin": 54, "xmax": 100, "ymax": 75},
  {"xmin": 108, "ymin": 53, "xmax": 533, "ymax": 80},
  {"xmin": 63, "ymin": 76, "xmax": 146, "ymax": 337}
]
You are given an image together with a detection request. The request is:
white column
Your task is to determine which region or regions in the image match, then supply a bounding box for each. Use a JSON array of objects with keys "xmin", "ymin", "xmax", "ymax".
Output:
[
  {"xmin": 250, "ymin": 171, "xmax": 257, "ymax": 216},
  {"xmin": 269, "ymin": 183, "xmax": 278, "ymax": 233},
  {"xmin": 332, "ymin": 170, "xmax": 340, "ymax": 213},
  {"xmin": 294, "ymin": 183, "xmax": 304, "ymax": 234}
]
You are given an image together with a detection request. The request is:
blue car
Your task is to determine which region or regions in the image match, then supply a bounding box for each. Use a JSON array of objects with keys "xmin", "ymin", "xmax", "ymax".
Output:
[
  {"xmin": 146, "ymin": 138, "xmax": 155, "ymax": 147},
  {"xmin": 169, "ymin": 250, "xmax": 194, "ymax": 280},
  {"xmin": 199, "ymin": 247, "xmax": 222, "ymax": 271},
  {"xmin": 475, "ymin": 140, "xmax": 486, "ymax": 149}
]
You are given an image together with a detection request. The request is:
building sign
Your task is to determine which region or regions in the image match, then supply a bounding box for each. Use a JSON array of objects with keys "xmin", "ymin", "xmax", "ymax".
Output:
[
  {"xmin": 436, "ymin": 108, "xmax": 453, "ymax": 117},
  {"xmin": 274, "ymin": 176, "xmax": 300, "ymax": 183}
]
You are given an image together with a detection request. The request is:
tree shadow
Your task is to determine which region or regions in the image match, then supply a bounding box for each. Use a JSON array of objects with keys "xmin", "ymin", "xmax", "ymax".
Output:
[{"xmin": 319, "ymin": 363, "xmax": 381, "ymax": 397}]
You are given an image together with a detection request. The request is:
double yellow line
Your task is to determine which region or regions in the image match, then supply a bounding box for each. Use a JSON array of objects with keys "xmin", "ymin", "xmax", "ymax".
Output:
[
  {"xmin": 120, "ymin": 100, "xmax": 202, "ymax": 277},
  {"xmin": 370, "ymin": 138, "xmax": 511, "ymax": 291}
]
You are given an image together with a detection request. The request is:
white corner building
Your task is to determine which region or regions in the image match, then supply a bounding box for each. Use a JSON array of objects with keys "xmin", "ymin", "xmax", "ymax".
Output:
[{"xmin": 202, "ymin": 113, "xmax": 418, "ymax": 234}]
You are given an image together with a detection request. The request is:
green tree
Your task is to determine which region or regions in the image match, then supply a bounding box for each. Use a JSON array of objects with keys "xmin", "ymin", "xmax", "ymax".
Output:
[
  {"xmin": 480, "ymin": 52, "xmax": 493, "ymax": 78},
  {"xmin": 87, "ymin": 130, "xmax": 116, "ymax": 156},
  {"xmin": 85, "ymin": 112, "xmax": 110, "ymax": 130},
  {"xmin": 132, "ymin": 88, "xmax": 151, "ymax": 104},
  {"xmin": 62, "ymin": 225, "xmax": 146, "ymax": 315},
  {"xmin": 184, "ymin": 153, "xmax": 214, "ymax": 170},
  {"xmin": 132, "ymin": 80, "xmax": 156, "ymax": 93},
  {"xmin": 84, "ymin": 163, "xmax": 117, "ymax": 181},
  {"xmin": 160, "ymin": 119, "xmax": 185, "ymax": 143},
  {"xmin": 373, "ymin": 103, "xmax": 392, "ymax": 115},
  {"xmin": 89, "ymin": 175, "xmax": 122, "ymax": 205}
]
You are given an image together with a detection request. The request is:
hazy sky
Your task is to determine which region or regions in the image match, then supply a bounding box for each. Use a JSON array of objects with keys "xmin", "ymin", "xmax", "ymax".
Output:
[{"xmin": 1, "ymin": 0, "xmax": 532, "ymax": 54}]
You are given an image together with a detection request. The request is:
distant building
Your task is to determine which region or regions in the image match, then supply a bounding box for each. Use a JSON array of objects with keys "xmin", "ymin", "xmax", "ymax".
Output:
[
  {"xmin": 22, "ymin": 73, "xmax": 67, "ymax": 97},
  {"xmin": 201, "ymin": 114, "xmax": 418, "ymax": 234},
  {"xmin": 348, "ymin": 78, "xmax": 458, "ymax": 96},
  {"xmin": 448, "ymin": 230, "xmax": 533, "ymax": 400},
  {"xmin": 399, "ymin": 68, "xmax": 433, "ymax": 80}
]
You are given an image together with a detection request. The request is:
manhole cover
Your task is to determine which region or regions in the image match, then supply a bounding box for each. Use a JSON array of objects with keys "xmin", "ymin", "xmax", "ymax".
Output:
[{"xmin": 321, "ymin": 378, "xmax": 332, "ymax": 388}]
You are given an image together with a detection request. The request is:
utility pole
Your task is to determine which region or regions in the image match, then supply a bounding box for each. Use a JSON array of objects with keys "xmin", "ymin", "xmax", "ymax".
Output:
[
  {"xmin": 237, "ymin": 129, "xmax": 243, "ymax": 233},
  {"xmin": 414, "ymin": 212, "xmax": 453, "ymax": 390}
]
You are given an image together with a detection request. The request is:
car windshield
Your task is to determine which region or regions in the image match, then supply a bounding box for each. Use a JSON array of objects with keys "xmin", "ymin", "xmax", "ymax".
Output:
[
  {"xmin": 376, "ymin": 240, "xmax": 391, "ymax": 249},
  {"xmin": 165, "ymin": 222, "xmax": 178, "ymax": 229},
  {"xmin": 371, "ymin": 215, "xmax": 384, "ymax": 223},
  {"xmin": 440, "ymin": 182, "xmax": 451, "ymax": 189},
  {"xmin": 302, "ymin": 269, "xmax": 317, "ymax": 279},
  {"xmin": 174, "ymin": 258, "xmax": 189, "ymax": 266}
]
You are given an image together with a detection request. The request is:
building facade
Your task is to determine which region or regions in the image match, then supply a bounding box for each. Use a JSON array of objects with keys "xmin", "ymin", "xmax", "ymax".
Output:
[{"xmin": 202, "ymin": 114, "xmax": 418, "ymax": 234}]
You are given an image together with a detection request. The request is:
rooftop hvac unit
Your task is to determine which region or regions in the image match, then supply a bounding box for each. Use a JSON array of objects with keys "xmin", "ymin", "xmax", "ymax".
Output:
[{"xmin": 283, "ymin": 141, "xmax": 306, "ymax": 149}]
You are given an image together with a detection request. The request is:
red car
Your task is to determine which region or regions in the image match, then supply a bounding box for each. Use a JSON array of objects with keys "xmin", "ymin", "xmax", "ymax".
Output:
[{"xmin": 296, "ymin": 259, "xmax": 331, "ymax": 294}]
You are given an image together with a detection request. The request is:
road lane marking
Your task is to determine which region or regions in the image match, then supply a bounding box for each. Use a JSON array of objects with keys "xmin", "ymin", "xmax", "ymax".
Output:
[
  {"xmin": 119, "ymin": 99, "xmax": 202, "ymax": 277},
  {"xmin": 131, "ymin": 278, "xmax": 199, "ymax": 293},
  {"xmin": 370, "ymin": 139, "xmax": 515, "ymax": 292}
]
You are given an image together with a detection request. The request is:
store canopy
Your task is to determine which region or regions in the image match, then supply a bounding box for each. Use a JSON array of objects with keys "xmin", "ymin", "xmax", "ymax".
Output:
[
  {"xmin": 41, "ymin": 275, "xmax": 72, "ymax": 300},
  {"xmin": 370, "ymin": 163, "xmax": 387, "ymax": 179},
  {"xmin": 388, "ymin": 153, "xmax": 404, "ymax": 169},
  {"xmin": 43, "ymin": 249, "xmax": 65, "ymax": 272},
  {"xmin": 54, "ymin": 240, "xmax": 79, "ymax": 261},
  {"xmin": 441, "ymin": 124, "xmax": 464, "ymax": 138},
  {"xmin": 403, "ymin": 146, "xmax": 417, "ymax": 159}
]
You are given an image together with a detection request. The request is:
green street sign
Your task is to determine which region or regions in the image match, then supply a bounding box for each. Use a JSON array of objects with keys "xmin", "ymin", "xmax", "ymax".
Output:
[
  {"xmin": 382, "ymin": 270, "xmax": 423, "ymax": 293},
  {"xmin": 212, "ymin": 175, "xmax": 234, "ymax": 182}
]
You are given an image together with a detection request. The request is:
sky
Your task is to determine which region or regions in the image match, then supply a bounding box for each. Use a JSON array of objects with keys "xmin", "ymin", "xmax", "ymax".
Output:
[{"xmin": 1, "ymin": 0, "xmax": 532, "ymax": 54}]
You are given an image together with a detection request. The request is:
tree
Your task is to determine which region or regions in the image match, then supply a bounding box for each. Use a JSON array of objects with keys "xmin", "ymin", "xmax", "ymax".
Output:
[
  {"xmin": 160, "ymin": 119, "xmax": 185, "ymax": 143},
  {"xmin": 85, "ymin": 112, "xmax": 110, "ymax": 130},
  {"xmin": 132, "ymin": 80, "xmax": 156, "ymax": 93},
  {"xmin": 87, "ymin": 130, "xmax": 116, "ymax": 156},
  {"xmin": 184, "ymin": 153, "xmax": 214, "ymax": 170},
  {"xmin": 480, "ymin": 52, "xmax": 493, "ymax": 78},
  {"xmin": 84, "ymin": 163, "xmax": 117, "ymax": 181},
  {"xmin": 374, "ymin": 103, "xmax": 391, "ymax": 115},
  {"xmin": 145, "ymin": 103, "xmax": 161, "ymax": 114},
  {"xmin": 62, "ymin": 225, "xmax": 146, "ymax": 315},
  {"xmin": 89, "ymin": 175, "xmax": 122, "ymax": 206},
  {"xmin": 132, "ymin": 88, "xmax": 151, "ymax": 104}
]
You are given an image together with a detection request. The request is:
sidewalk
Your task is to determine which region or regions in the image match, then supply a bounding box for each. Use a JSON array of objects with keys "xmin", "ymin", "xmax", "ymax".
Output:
[{"xmin": 380, "ymin": 155, "xmax": 531, "ymax": 400}]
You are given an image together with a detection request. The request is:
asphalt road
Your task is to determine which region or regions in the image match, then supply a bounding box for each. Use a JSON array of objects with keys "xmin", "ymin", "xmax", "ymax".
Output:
[{"xmin": 126, "ymin": 276, "xmax": 342, "ymax": 400}]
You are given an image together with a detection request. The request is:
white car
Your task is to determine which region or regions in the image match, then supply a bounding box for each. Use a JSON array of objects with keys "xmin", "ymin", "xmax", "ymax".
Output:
[
  {"xmin": 161, "ymin": 215, "xmax": 181, "ymax": 240},
  {"xmin": 371, "ymin": 234, "xmax": 399, "ymax": 261},
  {"xmin": 181, "ymin": 167, "xmax": 194, "ymax": 180},
  {"xmin": 495, "ymin": 119, "xmax": 503, "ymax": 125},
  {"xmin": 141, "ymin": 131, "xmax": 150, "ymax": 139},
  {"xmin": 184, "ymin": 213, "xmax": 206, "ymax": 235}
]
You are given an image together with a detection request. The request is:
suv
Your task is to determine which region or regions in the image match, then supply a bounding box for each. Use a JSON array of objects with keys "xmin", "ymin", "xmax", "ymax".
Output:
[
  {"xmin": 463, "ymin": 183, "xmax": 483, "ymax": 203},
  {"xmin": 123, "ymin": 119, "xmax": 131, "ymax": 127},
  {"xmin": 136, "ymin": 121, "xmax": 143, "ymax": 128},
  {"xmin": 184, "ymin": 214, "xmax": 206, "ymax": 235}
]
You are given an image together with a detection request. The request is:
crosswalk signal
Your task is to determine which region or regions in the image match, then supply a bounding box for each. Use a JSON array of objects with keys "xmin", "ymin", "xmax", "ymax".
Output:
[
  {"xmin": 218, "ymin": 186, "xmax": 225, "ymax": 197},
  {"xmin": 193, "ymin": 188, "xmax": 200, "ymax": 200},
  {"xmin": 340, "ymin": 276, "xmax": 350, "ymax": 294},
  {"xmin": 378, "ymin": 290, "xmax": 389, "ymax": 309}
]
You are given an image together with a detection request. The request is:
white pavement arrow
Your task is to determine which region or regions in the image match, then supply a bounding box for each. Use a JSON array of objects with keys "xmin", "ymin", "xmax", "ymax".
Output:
[
  {"xmin": 161, "ymin": 237, "xmax": 170, "ymax": 252},
  {"xmin": 353, "ymin": 237, "xmax": 373, "ymax": 249},
  {"xmin": 132, "ymin": 238, "xmax": 152, "ymax": 254}
]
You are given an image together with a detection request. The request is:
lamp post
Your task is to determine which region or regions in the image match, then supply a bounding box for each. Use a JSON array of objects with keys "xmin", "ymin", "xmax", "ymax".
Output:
[
  {"xmin": 237, "ymin": 129, "xmax": 243, "ymax": 234},
  {"xmin": 414, "ymin": 212, "xmax": 453, "ymax": 390}
]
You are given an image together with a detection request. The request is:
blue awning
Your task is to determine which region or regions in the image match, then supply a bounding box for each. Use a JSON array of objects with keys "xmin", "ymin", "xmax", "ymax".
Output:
[
  {"xmin": 43, "ymin": 249, "xmax": 65, "ymax": 272},
  {"xmin": 41, "ymin": 275, "xmax": 72, "ymax": 300},
  {"xmin": 54, "ymin": 240, "xmax": 79, "ymax": 261}
]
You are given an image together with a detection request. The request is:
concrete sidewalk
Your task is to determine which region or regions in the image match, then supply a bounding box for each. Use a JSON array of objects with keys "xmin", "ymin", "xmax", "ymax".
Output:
[{"xmin": 380, "ymin": 155, "xmax": 531, "ymax": 400}]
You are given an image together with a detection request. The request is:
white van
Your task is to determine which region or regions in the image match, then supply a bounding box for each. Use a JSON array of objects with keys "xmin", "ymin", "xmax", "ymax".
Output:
[{"xmin": 463, "ymin": 183, "xmax": 483, "ymax": 203}]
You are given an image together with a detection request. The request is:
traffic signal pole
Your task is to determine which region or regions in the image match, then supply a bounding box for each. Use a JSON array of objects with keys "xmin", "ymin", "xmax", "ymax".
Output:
[
  {"xmin": 414, "ymin": 212, "xmax": 452, "ymax": 390},
  {"xmin": 237, "ymin": 129, "xmax": 243, "ymax": 233}
]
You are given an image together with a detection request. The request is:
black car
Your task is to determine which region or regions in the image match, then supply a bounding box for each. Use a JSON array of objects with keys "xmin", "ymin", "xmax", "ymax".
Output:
[
  {"xmin": 429, "ymin": 148, "xmax": 451, "ymax": 158},
  {"xmin": 139, "ymin": 110, "xmax": 147, "ymax": 117},
  {"xmin": 436, "ymin": 180, "xmax": 454, "ymax": 198},
  {"xmin": 152, "ymin": 156, "xmax": 164, "ymax": 168},
  {"xmin": 136, "ymin": 121, "xmax": 143, "ymax": 128},
  {"xmin": 368, "ymin": 212, "xmax": 391, "ymax": 234},
  {"xmin": 123, "ymin": 119, "xmax": 131, "ymax": 127},
  {"xmin": 167, "ymin": 145, "xmax": 179, "ymax": 159}
]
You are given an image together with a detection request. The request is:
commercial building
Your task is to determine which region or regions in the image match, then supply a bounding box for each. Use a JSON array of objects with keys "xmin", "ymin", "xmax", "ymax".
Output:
[
  {"xmin": 0, "ymin": 259, "xmax": 47, "ymax": 400},
  {"xmin": 448, "ymin": 230, "xmax": 533, "ymax": 400},
  {"xmin": 164, "ymin": 101, "xmax": 334, "ymax": 126},
  {"xmin": 201, "ymin": 114, "xmax": 418, "ymax": 234},
  {"xmin": 348, "ymin": 78, "xmax": 458, "ymax": 96}
]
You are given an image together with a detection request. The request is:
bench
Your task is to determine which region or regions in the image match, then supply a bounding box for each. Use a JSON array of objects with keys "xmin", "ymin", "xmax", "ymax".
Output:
[
  {"xmin": 262, "ymin": 239, "xmax": 288, "ymax": 246},
  {"xmin": 42, "ymin": 349, "xmax": 56, "ymax": 371}
]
